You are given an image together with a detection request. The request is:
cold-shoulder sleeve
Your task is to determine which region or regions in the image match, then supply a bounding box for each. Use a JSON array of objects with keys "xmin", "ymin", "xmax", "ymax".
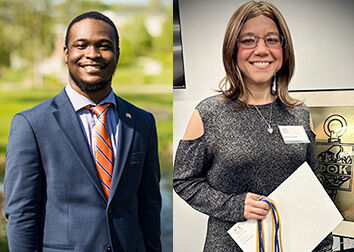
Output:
[
  {"xmin": 174, "ymin": 138, "xmax": 247, "ymax": 222},
  {"xmin": 173, "ymin": 103, "xmax": 247, "ymax": 223}
]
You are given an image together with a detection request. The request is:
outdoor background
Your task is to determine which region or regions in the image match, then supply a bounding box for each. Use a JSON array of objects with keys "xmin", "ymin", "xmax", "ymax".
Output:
[{"xmin": 0, "ymin": 0, "xmax": 172, "ymax": 251}]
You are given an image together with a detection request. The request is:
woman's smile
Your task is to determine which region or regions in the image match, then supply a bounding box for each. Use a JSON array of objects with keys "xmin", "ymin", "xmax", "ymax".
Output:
[{"xmin": 250, "ymin": 61, "xmax": 273, "ymax": 70}]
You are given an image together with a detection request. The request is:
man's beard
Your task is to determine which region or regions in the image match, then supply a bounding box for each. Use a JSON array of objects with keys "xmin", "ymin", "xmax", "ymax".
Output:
[{"xmin": 69, "ymin": 70, "xmax": 111, "ymax": 93}]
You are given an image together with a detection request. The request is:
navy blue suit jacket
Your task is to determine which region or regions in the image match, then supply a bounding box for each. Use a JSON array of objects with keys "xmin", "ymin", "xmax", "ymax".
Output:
[{"xmin": 5, "ymin": 89, "xmax": 161, "ymax": 252}]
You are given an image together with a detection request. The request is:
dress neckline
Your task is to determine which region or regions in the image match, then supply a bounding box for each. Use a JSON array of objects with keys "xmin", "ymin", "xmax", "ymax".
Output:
[{"xmin": 234, "ymin": 97, "xmax": 280, "ymax": 109}]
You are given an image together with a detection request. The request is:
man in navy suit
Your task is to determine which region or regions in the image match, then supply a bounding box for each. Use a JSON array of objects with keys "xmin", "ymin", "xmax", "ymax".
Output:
[{"xmin": 5, "ymin": 11, "xmax": 161, "ymax": 252}]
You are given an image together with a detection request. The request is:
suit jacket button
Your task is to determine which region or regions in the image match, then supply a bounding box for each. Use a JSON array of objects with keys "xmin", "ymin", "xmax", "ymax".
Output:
[
  {"xmin": 104, "ymin": 244, "xmax": 112, "ymax": 251},
  {"xmin": 108, "ymin": 207, "xmax": 112, "ymax": 213}
]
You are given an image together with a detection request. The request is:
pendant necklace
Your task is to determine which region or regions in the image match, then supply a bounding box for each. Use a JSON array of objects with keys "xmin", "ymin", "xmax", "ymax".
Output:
[{"xmin": 253, "ymin": 103, "xmax": 273, "ymax": 134}]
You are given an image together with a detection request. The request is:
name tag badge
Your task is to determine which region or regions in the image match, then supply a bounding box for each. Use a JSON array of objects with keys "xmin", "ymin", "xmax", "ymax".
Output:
[{"xmin": 278, "ymin": 125, "xmax": 310, "ymax": 144}]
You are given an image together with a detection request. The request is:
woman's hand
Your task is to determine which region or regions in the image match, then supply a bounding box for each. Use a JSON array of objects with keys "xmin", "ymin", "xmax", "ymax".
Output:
[{"xmin": 244, "ymin": 192, "xmax": 270, "ymax": 220}]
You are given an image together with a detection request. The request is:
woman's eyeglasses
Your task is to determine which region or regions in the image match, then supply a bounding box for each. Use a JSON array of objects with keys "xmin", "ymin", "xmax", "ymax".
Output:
[{"xmin": 237, "ymin": 34, "xmax": 285, "ymax": 49}]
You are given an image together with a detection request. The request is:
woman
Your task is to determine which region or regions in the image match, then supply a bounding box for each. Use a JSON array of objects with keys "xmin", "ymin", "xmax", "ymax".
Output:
[{"xmin": 173, "ymin": 1, "xmax": 332, "ymax": 251}]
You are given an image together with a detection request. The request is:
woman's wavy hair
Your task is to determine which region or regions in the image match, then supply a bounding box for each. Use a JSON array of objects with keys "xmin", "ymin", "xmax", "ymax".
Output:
[{"xmin": 219, "ymin": 0, "xmax": 301, "ymax": 108}]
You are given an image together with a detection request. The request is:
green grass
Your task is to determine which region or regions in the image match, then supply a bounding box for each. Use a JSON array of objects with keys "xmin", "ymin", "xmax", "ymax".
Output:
[
  {"xmin": 117, "ymin": 92, "xmax": 172, "ymax": 177},
  {"xmin": 0, "ymin": 192, "xmax": 8, "ymax": 251},
  {"xmin": 113, "ymin": 64, "xmax": 172, "ymax": 86},
  {"xmin": 0, "ymin": 68, "xmax": 30, "ymax": 84},
  {"xmin": 0, "ymin": 226, "xmax": 7, "ymax": 251}
]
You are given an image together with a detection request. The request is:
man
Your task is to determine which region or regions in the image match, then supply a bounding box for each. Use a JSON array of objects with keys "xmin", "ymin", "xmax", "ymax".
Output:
[{"xmin": 5, "ymin": 11, "xmax": 161, "ymax": 252}]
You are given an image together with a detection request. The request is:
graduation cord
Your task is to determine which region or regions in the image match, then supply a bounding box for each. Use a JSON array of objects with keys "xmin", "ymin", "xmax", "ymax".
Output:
[{"xmin": 256, "ymin": 199, "xmax": 283, "ymax": 252}]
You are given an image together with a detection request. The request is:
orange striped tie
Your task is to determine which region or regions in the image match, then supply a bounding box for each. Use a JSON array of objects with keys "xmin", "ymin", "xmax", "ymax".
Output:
[{"xmin": 86, "ymin": 104, "xmax": 113, "ymax": 199}]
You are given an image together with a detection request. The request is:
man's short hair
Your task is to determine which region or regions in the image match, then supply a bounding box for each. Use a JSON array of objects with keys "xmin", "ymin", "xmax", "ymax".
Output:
[{"xmin": 65, "ymin": 11, "xmax": 119, "ymax": 51}]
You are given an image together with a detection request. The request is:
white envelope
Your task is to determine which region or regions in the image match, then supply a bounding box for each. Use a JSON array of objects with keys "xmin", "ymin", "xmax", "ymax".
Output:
[{"xmin": 228, "ymin": 162, "xmax": 343, "ymax": 252}]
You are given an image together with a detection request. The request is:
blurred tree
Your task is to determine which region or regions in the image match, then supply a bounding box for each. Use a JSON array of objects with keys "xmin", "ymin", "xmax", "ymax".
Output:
[
  {"xmin": 152, "ymin": 5, "xmax": 172, "ymax": 56},
  {"xmin": 148, "ymin": 0, "xmax": 163, "ymax": 11},
  {"xmin": 54, "ymin": 0, "xmax": 111, "ymax": 25},
  {"xmin": 0, "ymin": 22, "xmax": 11, "ymax": 69},
  {"xmin": 119, "ymin": 16, "xmax": 153, "ymax": 66},
  {"xmin": 0, "ymin": 0, "xmax": 172, "ymax": 83},
  {"xmin": 0, "ymin": 0, "xmax": 55, "ymax": 86}
]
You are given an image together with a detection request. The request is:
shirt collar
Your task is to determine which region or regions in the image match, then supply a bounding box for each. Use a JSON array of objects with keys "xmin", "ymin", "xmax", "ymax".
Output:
[{"xmin": 65, "ymin": 84, "xmax": 116, "ymax": 112}]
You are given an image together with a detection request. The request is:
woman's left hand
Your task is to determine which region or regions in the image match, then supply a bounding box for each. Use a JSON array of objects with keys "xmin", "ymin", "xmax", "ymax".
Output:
[{"xmin": 243, "ymin": 192, "xmax": 270, "ymax": 220}]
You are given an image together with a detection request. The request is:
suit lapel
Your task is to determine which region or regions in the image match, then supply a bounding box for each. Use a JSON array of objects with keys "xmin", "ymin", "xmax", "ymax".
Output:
[
  {"xmin": 109, "ymin": 95, "xmax": 135, "ymax": 203},
  {"xmin": 52, "ymin": 90, "xmax": 107, "ymax": 201}
]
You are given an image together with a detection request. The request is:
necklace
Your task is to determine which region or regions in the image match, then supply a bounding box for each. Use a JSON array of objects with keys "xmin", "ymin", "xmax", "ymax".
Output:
[{"xmin": 253, "ymin": 103, "xmax": 273, "ymax": 134}]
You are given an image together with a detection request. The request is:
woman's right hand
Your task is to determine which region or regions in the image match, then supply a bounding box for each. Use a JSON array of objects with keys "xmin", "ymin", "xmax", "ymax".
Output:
[{"xmin": 243, "ymin": 192, "xmax": 270, "ymax": 220}]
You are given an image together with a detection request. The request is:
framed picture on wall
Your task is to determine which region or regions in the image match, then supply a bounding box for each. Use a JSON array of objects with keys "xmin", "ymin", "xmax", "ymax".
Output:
[{"xmin": 291, "ymin": 89, "xmax": 354, "ymax": 239}]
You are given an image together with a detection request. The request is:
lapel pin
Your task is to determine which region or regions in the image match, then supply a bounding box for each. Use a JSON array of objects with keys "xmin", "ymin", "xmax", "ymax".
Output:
[{"xmin": 125, "ymin": 112, "xmax": 132, "ymax": 119}]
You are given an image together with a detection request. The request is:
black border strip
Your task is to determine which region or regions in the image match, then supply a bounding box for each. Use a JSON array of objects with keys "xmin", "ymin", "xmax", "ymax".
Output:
[{"xmin": 173, "ymin": 0, "xmax": 186, "ymax": 89}]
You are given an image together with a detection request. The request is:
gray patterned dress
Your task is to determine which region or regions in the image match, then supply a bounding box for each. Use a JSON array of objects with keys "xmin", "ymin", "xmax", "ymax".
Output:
[{"xmin": 173, "ymin": 94, "xmax": 332, "ymax": 252}]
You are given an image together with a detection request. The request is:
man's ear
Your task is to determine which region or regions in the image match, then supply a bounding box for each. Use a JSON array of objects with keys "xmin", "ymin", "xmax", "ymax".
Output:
[{"xmin": 64, "ymin": 46, "xmax": 68, "ymax": 64}]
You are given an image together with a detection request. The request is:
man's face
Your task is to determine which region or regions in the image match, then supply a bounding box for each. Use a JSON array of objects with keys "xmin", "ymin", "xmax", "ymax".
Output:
[{"xmin": 64, "ymin": 18, "xmax": 119, "ymax": 93}]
